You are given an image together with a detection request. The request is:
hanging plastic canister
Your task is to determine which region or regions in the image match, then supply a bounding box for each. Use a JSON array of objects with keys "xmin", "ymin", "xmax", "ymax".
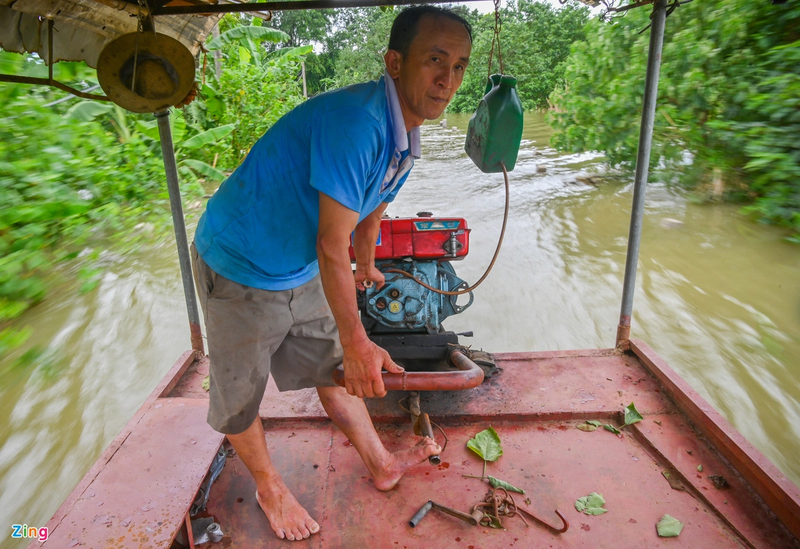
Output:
[{"xmin": 465, "ymin": 74, "xmax": 524, "ymax": 173}]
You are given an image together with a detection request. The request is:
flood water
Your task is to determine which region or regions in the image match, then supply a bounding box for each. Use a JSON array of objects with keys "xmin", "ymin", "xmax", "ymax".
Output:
[{"xmin": 1, "ymin": 112, "xmax": 799, "ymax": 542}]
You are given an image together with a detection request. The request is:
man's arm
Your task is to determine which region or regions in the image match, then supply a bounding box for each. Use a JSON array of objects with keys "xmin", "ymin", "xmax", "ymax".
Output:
[
  {"xmin": 352, "ymin": 202, "xmax": 389, "ymax": 289},
  {"xmin": 316, "ymin": 193, "xmax": 403, "ymax": 399}
]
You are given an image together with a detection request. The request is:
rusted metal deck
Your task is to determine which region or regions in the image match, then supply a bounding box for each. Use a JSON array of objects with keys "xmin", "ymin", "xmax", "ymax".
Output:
[{"xmin": 34, "ymin": 342, "xmax": 800, "ymax": 548}]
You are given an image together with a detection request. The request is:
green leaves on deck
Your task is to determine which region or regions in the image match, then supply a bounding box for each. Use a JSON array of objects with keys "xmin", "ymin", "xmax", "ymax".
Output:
[
  {"xmin": 575, "ymin": 492, "xmax": 608, "ymax": 515},
  {"xmin": 487, "ymin": 476, "xmax": 524, "ymax": 494},
  {"xmin": 657, "ymin": 514, "xmax": 684, "ymax": 537},
  {"xmin": 624, "ymin": 402, "xmax": 644, "ymax": 426},
  {"xmin": 467, "ymin": 426, "xmax": 503, "ymax": 462}
]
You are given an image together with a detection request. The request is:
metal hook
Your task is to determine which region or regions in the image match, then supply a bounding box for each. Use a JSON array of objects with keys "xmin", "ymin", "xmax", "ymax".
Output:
[{"xmin": 516, "ymin": 506, "xmax": 569, "ymax": 534}]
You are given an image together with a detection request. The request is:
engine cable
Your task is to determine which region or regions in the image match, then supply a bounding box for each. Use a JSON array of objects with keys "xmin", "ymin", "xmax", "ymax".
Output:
[{"xmin": 383, "ymin": 161, "xmax": 509, "ymax": 296}]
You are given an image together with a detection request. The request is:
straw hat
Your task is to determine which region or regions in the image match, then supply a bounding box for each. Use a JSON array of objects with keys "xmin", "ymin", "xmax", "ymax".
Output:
[{"xmin": 97, "ymin": 32, "xmax": 196, "ymax": 113}]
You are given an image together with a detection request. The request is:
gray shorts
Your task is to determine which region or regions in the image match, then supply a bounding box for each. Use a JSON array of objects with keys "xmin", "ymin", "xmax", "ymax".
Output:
[{"xmin": 191, "ymin": 244, "xmax": 341, "ymax": 435}]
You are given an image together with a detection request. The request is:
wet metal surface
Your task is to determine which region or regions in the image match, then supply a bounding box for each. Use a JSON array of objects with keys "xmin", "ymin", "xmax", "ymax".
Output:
[
  {"xmin": 192, "ymin": 349, "xmax": 798, "ymax": 548},
  {"xmin": 35, "ymin": 398, "xmax": 223, "ymax": 549}
]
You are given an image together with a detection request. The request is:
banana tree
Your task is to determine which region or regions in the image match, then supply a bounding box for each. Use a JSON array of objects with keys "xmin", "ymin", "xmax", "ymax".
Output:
[{"xmin": 65, "ymin": 102, "xmax": 236, "ymax": 186}]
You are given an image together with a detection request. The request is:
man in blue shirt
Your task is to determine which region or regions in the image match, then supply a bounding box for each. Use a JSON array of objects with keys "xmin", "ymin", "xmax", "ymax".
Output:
[{"xmin": 192, "ymin": 6, "xmax": 471, "ymax": 541}]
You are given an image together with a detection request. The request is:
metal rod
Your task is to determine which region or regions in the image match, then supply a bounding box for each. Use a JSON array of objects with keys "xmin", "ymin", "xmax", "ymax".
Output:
[
  {"xmin": 332, "ymin": 349, "xmax": 484, "ymax": 390},
  {"xmin": 408, "ymin": 392, "xmax": 440, "ymax": 465},
  {"xmin": 184, "ymin": 512, "xmax": 196, "ymax": 549},
  {"xmin": 431, "ymin": 502, "xmax": 480, "ymax": 526},
  {"xmin": 409, "ymin": 500, "xmax": 433, "ymax": 527},
  {"xmin": 48, "ymin": 19, "xmax": 54, "ymax": 80},
  {"xmin": 153, "ymin": 0, "xmax": 487, "ymax": 15},
  {"xmin": 0, "ymin": 74, "xmax": 110, "ymax": 101},
  {"xmin": 155, "ymin": 110, "xmax": 205, "ymax": 355},
  {"xmin": 616, "ymin": 0, "xmax": 668, "ymax": 348}
]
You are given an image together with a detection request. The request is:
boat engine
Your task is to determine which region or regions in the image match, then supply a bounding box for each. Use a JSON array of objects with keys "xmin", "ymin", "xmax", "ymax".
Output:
[{"xmin": 350, "ymin": 213, "xmax": 496, "ymax": 376}]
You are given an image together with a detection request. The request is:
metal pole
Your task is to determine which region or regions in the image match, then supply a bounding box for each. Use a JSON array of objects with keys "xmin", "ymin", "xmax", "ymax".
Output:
[
  {"xmin": 615, "ymin": 0, "xmax": 668, "ymax": 348},
  {"xmin": 301, "ymin": 61, "xmax": 308, "ymax": 99},
  {"xmin": 155, "ymin": 109, "xmax": 205, "ymax": 354},
  {"xmin": 212, "ymin": 24, "xmax": 222, "ymax": 82}
]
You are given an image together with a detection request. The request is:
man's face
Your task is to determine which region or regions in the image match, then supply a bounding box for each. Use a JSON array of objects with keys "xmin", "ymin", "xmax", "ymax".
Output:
[{"xmin": 385, "ymin": 15, "xmax": 472, "ymax": 130}]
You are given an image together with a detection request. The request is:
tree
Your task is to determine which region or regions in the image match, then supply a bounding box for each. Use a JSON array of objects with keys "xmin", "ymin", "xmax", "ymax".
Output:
[
  {"xmin": 449, "ymin": 0, "xmax": 589, "ymax": 113},
  {"xmin": 549, "ymin": 0, "xmax": 800, "ymax": 239},
  {"xmin": 331, "ymin": 8, "xmax": 397, "ymax": 88}
]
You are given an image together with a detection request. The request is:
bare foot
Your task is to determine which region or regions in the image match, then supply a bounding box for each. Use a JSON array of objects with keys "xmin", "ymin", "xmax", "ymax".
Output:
[
  {"xmin": 255, "ymin": 480, "xmax": 320, "ymax": 541},
  {"xmin": 371, "ymin": 437, "xmax": 441, "ymax": 491}
]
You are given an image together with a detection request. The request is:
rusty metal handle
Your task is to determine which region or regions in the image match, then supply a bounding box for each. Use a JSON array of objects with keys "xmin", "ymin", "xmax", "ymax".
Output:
[
  {"xmin": 431, "ymin": 502, "xmax": 480, "ymax": 526},
  {"xmin": 415, "ymin": 412, "xmax": 440, "ymax": 465},
  {"xmin": 331, "ymin": 350, "xmax": 484, "ymax": 391}
]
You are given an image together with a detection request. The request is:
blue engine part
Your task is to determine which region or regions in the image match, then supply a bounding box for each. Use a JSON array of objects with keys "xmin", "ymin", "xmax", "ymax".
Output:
[{"xmin": 363, "ymin": 259, "xmax": 473, "ymax": 334}]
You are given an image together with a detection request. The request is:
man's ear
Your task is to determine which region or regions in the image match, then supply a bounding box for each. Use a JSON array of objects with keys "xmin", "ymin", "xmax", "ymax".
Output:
[{"xmin": 384, "ymin": 49, "xmax": 403, "ymax": 79}]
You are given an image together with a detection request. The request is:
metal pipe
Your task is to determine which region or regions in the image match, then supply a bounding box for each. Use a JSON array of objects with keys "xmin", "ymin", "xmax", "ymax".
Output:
[
  {"xmin": 332, "ymin": 350, "xmax": 484, "ymax": 391},
  {"xmin": 0, "ymin": 75, "xmax": 110, "ymax": 101},
  {"xmin": 155, "ymin": 110, "xmax": 205, "ymax": 354},
  {"xmin": 409, "ymin": 500, "xmax": 433, "ymax": 527},
  {"xmin": 616, "ymin": 0, "xmax": 668, "ymax": 348}
]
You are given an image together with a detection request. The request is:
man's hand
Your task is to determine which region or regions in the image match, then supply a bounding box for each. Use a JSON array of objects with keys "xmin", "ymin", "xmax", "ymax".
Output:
[
  {"xmin": 343, "ymin": 335, "xmax": 404, "ymax": 398},
  {"xmin": 354, "ymin": 263, "xmax": 385, "ymax": 291}
]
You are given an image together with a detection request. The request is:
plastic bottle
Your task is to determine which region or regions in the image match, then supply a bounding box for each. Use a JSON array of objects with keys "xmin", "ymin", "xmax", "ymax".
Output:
[{"xmin": 465, "ymin": 74, "xmax": 524, "ymax": 173}]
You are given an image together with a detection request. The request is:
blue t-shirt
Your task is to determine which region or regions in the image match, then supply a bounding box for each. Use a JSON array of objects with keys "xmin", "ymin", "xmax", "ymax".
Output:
[{"xmin": 194, "ymin": 76, "xmax": 417, "ymax": 291}]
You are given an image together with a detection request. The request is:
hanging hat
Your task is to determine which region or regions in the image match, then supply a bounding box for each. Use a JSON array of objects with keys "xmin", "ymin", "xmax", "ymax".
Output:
[{"xmin": 97, "ymin": 32, "xmax": 196, "ymax": 113}]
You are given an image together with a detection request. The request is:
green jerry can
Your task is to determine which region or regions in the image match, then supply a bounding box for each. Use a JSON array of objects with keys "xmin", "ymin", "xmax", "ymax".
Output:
[{"xmin": 465, "ymin": 74, "xmax": 524, "ymax": 173}]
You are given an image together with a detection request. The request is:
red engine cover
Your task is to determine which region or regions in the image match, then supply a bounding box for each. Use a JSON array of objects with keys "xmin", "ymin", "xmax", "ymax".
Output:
[{"xmin": 349, "ymin": 216, "xmax": 470, "ymax": 261}]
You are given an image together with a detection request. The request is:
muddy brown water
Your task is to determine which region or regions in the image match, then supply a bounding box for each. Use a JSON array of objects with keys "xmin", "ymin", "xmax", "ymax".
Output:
[{"xmin": 1, "ymin": 112, "xmax": 798, "ymax": 542}]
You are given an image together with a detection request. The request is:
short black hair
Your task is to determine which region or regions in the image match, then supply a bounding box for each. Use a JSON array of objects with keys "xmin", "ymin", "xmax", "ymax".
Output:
[{"xmin": 388, "ymin": 6, "xmax": 473, "ymax": 57}]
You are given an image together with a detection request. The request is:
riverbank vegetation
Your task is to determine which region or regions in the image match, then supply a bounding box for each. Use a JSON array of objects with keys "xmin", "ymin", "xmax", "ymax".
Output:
[
  {"xmin": 549, "ymin": 0, "xmax": 800, "ymax": 241},
  {"xmin": 0, "ymin": 23, "xmax": 306, "ymax": 364}
]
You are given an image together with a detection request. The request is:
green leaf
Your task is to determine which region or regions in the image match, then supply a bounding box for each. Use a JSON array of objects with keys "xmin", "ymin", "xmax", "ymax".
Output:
[
  {"xmin": 488, "ymin": 476, "xmax": 525, "ymax": 494},
  {"xmin": 586, "ymin": 420, "xmax": 602, "ymax": 427},
  {"xmin": 603, "ymin": 424, "xmax": 621, "ymax": 434},
  {"xmin": 575, "ymin": 492, "xmax": 608, "ymax": 515},
  {"xmin": 576, "ymin": 423, "xmax": 597, "ymax": 432},
  {"xmin": 466, "ymin": 426, "xmax": 503, "ymax": 462},
  {"xmin": 181, "ymin": 159, "xmax": 227, "ymax": 182},
  {"xmin": 207, "ymin": 26, "xmax": 290, "ymax": 50},
  {"xmin": 624, "ymin": 402, "xmax": 644, "ymax": 426},
  {"xmin": 65, "ymin": 101, "xmax": 113, "ymax": 122},
  {"xmin": 201, "ymin": 375, "xmax": 210, "ymax": 391},
  {"xmin": 267, "ymin": 45, "xmax": 314, "ymax": 59},
  {"xmin": 180, "ymin": 124, "xmax": 237, "ymax": 150},
  {"xmin": 238, "ymin": 46, "xmax": 252, "ymax": 67},
  {"xmin": 697, "ymin": 464, "xmax": 703, "ymax": 472},
  {"xmin": 656, "ymin": 514, "xmax": 683, "ymax": 537}
]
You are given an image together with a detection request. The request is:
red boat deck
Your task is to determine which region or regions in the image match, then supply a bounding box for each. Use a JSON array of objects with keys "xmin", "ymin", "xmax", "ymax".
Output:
[{"xmin": 34, "ymin": 342, "xmax": 800, "ymax": 549}]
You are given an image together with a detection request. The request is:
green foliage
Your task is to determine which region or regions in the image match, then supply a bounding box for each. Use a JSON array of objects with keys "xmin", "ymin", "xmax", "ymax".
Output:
[
  {"xmin": 206, "ymin": 26, "xmax": 290, "ymax": 51},
  {"xmin": 466, "ymin": 426, "xmax": 503, "ymax": 461},
  {"xmin": 623, "ymin": 402, "xmax": 643, "ymax": 426},
  {"xmin": 656, "ymin": 514, "xmax": 684, "ymax": 537},
  {"xmin": 487, "ymin": 475, "xmax": 525, "ymax": 494},
  {"xmin": 0, "ymin": 14, "xmax": 304, "ymax": 359},
  {"xmin": 575, "ymin": 492, "xmax": 608, "ymax": 515},
  {"xmin": 450, "ymin": 0, "xmax": 589, "ymax": 113},
  {"xmin": 331, "ymin": 8, "xmax": 397, "ymax": 88},
  {"xmin": 549, "ymin": 0, "xmax": 800, "ymax": 238}
]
